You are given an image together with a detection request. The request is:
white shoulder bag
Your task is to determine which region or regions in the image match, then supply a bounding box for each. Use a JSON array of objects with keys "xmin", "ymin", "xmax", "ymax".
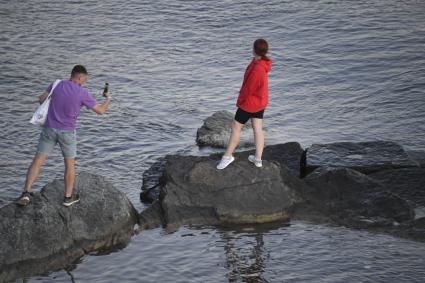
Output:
[{"xmin": 30, "ymin": 79, "xmax": 61, "ymax": 126}]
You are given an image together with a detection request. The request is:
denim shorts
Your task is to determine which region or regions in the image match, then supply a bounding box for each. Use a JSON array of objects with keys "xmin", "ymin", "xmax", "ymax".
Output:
[{"xmin": 37, "ymin": 127, "xmax": 77, "ymax": 159}]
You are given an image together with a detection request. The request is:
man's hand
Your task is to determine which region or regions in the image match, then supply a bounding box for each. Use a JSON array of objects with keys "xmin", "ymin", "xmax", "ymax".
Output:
[
  {"xmin": 92, "ymin": 92, "xmax": 112, "ymax": 115},
  {"xmin": 103, "ymin": 91, "xmax": 112, "ymax": 100}
]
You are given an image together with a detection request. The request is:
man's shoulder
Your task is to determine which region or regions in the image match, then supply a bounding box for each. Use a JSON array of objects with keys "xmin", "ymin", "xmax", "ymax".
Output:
[{"xmin": 61, "ymin": 80, "xmax": 89, "ymax": 94}]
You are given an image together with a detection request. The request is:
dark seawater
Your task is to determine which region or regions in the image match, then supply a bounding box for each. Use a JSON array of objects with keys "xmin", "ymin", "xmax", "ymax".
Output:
[{"xmin": 1, "ymin": 0, "xmax": 424, "ymax": 282}]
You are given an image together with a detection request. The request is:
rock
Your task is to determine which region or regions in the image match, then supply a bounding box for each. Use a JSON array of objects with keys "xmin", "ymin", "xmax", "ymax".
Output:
[
  {"xmin": 367, "ymin": 167, "xmax": 425, "ymax": 208},
  {"xmin": 156, "ymin": 154, "xmax": 305, "ymax": 227},
  {"xmin": 139, "ymin": 200, "xmax": 163, "ymax": 230},
  {"xmin": 140, "ymin": 157, "xmax": 168, "ymax": 203},
  {"xmin": 305, "ymin": 140, "xmax": 418, "ymax": 176},
  {"xmin": 233, "ymin": 142, "xmax": 305, "ymax": 178},
  {"xmin": 196, "ymin": 110, "xmax": 252, "ymax": 148},
  {"xmin": 382, "ymin": 217, "xmax": 425, "ymax": 242},
  {"xmin": 406, "ymin": 150, "xmax": 425, "ymax": 168},
  {"xmin": 303, "ymin": 166, "xmax": 415, "ymax": 227},
  {"xmin": 0, "ymin": 173, "xmax": 138, "ymax": 282},
  {"xmin": 141, "ymin": 142, "xmax": 305, "ymax": 204},
  {"xmin": 414, "ymin": 207, "xmax": 425, "ymax": 219}
]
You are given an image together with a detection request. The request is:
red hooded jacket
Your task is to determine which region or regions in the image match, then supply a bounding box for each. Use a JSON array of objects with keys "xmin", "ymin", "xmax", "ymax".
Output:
[{"xmin": 236, "ymin": 58, "xmax": 272, "ymax": 113}]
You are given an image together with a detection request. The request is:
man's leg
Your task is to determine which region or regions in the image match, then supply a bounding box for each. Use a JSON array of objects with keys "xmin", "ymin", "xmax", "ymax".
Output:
[
  {"xmin": 224, "ymin": 120, "xmax": 244, "ymax": 157},
  {"xmin": 23, "ymin": 153, "xmax": 48, "ymax": 192},
  {"xmin": 17, "ymin": 127, "xmax": 55, "ymax": 205},
  {"xmin": 64, "ymin": 158, "xmax": 75, "ymax": 198},
  {"xmin": 24, "ymin": 127, "xmax": 56, "ymax": 192},
  {"xmin": 58, "ymin": 130, "xmax": 78, "ymax": 203}
]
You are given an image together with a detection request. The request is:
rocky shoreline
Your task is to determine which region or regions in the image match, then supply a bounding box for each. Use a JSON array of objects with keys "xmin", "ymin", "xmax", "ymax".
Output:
[
  {"xmin": 2, "ymin": 111, "xmax": 424, "ymax": 281},
  {"xmin": 140, "ymin": 140, "xmax": 425, "ymax": 240},
  {"xmin": 140, "ymin": 111, "xmax": 425, "ymax": 242}
]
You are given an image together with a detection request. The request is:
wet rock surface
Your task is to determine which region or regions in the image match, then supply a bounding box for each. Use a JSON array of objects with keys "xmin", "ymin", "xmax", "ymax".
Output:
[
  {"xmin": 305, "ymin": 140, "xmax": 419, "ymax": 175},
  {"xmin": 367, "ymin": 167, "xmax": 425, "ymax": 208},
  {"xmin": 303, "ymin": 167, "xmax": 415, "ymax": 226}
]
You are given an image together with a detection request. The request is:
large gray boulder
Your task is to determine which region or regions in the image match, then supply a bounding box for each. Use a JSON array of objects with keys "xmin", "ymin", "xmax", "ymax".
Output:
[
  {"xmin": 305, "ymin": 140, "xmax": 419, "ymax": 176},
  {"xmin": 303, "ymin": 167, "xmax": 415, "ymax": 228},
  {"xmin": 0, "ymin": 173, "xmax": 138, "ymax": 282},
  {"xmin": 140, "ymin": 142, "xmax": 305, "ymax": 204},
  {"xmin": 139, "ymin": 154, "xmax": 306, "ymax": 228},
  {"xmin": 196, "ymin": 110, "xmax": 252, "ymax": 148}
]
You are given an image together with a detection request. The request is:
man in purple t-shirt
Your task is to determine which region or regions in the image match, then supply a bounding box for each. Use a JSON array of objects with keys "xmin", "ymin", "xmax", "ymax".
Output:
[{"xmin": 17, "ymin": 65, "xmax": 112, "ymax": 207}]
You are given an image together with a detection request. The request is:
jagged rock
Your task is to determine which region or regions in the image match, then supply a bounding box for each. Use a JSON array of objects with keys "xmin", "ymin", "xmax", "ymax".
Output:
[
  {"xmin": 139, "ymin": 201, "xmax": 163, "ymax": 230},
  {"xmin": 151, "ymin": 154, "xmax": 306, "ymax": 227},
  {"xmin": 367, "ymin": 167, "xmax": 425, "ymax": 209},
  {"xmin": 196, "ymin": 110, "xmax": 252, "ymax": 148},
  {"xmin": 140, "ymin": 142, "xmax": 305, "ymax": 203},
  {"xmin": 305, "ymin": 140, "xmax": 418, "ymax": 176},
  {"xmin": 0, "ymin": 173, "xmax": 138, "ymax": 282},
  {"xmin": 140, "ymin": 157, "xmax": 168, "ymax": 203},
  {"xmin": 303, "ymin": 167, "xmax": 415, "ymax": 227}
]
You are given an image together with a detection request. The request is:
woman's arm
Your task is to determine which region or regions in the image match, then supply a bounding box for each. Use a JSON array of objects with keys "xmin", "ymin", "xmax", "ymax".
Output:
[{"xmin": 241, "ymin": 66, "xmax": 264, "ymax": 96}]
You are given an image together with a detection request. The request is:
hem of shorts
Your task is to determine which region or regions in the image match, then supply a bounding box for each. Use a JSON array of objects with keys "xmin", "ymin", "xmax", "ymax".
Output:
[
  {"xmin": 236, "ymin": 105, "xmax": 266, "ymax": 114},
  {"xmin": 44, "ymin": 125, "xmax": 76, "ymax": 132},
  {"xmin": 36, "ymin": 150, "xmax": 76, "ymax": 159},
  {"xmin": 36, "ymin": 150, "xmax": 49, "ymax": 156},
  {"xmin": 63, "ymin": 155, "xmax": 77, "ymax": 159}
]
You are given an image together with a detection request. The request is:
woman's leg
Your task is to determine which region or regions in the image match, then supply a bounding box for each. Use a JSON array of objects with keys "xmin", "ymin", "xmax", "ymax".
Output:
[
  {"xmin": 251, "ymin": 118, "xmax": 264, "ymax": 160},
  {"xmin": 223, "ymin": 120, "xmax": 244, "ymax": 157}
]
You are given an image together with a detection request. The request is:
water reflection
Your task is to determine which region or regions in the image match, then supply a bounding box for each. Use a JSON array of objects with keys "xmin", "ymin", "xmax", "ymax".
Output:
[
  {"xmin": 223, "ymin": 232, "xmax": 267, "ymax": 282},
  {"xmin": 220, "ymin": 221, "xmax": 290, "ymax": 282}
]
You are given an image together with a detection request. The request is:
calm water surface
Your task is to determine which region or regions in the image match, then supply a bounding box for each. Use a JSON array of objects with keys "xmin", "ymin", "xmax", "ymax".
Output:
[{"xmin": 1, "ymin": 0, "xmax": 424, "ymax": 282}]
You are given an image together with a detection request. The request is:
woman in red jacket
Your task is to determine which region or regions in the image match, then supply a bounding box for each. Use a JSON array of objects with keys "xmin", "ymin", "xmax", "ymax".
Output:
[{"xmin": 217, "ymin": 38, "xmax": 272, "ymax": 170}]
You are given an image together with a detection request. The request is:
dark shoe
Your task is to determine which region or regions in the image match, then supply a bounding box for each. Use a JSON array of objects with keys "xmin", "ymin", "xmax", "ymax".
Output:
[
  {"xmin": 16, "ymin": 191, "xmax": 34, "ymax": 206},
  {"xmin": 62, "ymin": 193, "xmax": 80, "ymax": 207}
]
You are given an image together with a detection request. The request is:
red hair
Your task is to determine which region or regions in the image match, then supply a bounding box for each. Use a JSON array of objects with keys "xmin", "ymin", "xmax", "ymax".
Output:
[{"xmin": 253, "ymin": 38, "xmax": 270, "ymax": 61}]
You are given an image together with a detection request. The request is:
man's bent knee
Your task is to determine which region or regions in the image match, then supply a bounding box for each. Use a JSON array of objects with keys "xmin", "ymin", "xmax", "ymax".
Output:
[{"xmin": 33, "ymin": 153, "xmax": 48, "ymax": 164}]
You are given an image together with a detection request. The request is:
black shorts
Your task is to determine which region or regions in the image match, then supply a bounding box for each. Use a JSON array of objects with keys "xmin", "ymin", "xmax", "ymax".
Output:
[{"xmin": 234, "ymin": 107, "xmax": 265, "ymax": 124}]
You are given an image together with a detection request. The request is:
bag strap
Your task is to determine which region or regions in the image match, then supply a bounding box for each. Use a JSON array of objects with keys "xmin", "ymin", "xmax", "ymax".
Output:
[{"xmin": 46, "ymin": 79, "xmax": 62, "ymax": 101}]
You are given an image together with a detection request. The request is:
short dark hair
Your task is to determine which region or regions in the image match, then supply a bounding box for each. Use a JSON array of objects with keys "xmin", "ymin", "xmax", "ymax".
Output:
[{"xmin": 71, "ymin": 65, "xmax": 88, "ymax": 77}]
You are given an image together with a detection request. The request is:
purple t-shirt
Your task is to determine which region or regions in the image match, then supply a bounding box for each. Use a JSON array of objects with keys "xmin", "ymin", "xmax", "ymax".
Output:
[{"xmin": 44, "ymin": 80, "xmax": 97, "ymax": 131}]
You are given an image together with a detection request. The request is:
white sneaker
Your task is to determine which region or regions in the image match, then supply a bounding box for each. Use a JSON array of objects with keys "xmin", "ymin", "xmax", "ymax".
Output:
[
  {"xmin": 217, "ymin": 155, "xmax": 235, "ymax": 170},
  {"xmin": 248, "ymin": 155, "xmax": 262, "ymax": 168}
]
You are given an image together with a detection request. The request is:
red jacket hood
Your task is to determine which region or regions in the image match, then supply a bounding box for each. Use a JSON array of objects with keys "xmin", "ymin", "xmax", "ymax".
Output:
[{"xmin": 253, "ymin": 58, "xmax": 272, "ymax": 73}]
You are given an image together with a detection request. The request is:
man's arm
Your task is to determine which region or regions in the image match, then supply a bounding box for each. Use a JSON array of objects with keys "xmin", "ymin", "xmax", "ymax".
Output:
[
  {"xmin": 38, "ymin": 91, "xmax": 49, "ymax": 104},
  {"xmin": 92, "ymin": 94, "xmax": 111, "ymax": 115}
]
